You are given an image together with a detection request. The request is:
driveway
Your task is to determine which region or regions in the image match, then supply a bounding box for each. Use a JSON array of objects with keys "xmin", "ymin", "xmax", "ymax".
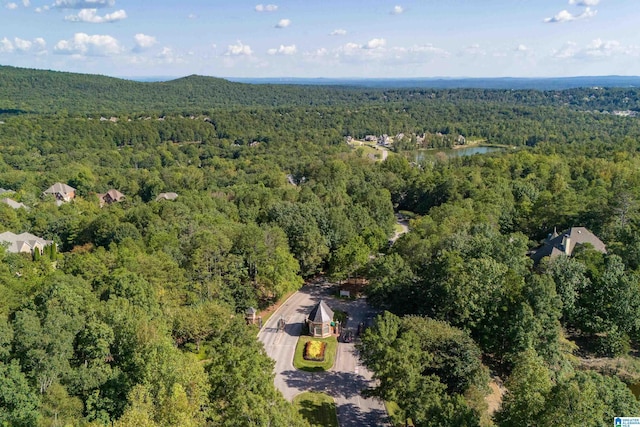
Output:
[{"xmin": 258, "ymin": 283, "xmax": 389, "ymax": 426}]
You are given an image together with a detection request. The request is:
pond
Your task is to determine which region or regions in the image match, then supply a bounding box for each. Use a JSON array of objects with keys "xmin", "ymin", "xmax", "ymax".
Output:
[{"xmin": 413, "ymin": 145, "xmax": 503, "ymax": 162}]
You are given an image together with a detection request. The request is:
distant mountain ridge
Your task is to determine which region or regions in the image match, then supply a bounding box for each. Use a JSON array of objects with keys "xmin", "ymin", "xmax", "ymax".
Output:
[
  {"xmin": 1, "ymin": 65, "xmax": 640, "ymax": 115},
  {"xmin": 228, "ymin": 76, "xmax": 640, "ymax": 90},
  {"xmin": 0, "ymin": 65, "xmax": 360, "ymax": 115}
]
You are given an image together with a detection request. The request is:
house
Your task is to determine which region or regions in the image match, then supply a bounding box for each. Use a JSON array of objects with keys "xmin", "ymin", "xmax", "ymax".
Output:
[
  {"xmin": 0, "ymin": 231, "xmax": 53, "ymax": 255},
  {"xmin": 307, "ymin": 300, "xmax": 334, "ymax": 338},
  {"xmin": 0, "ymin": 198, "xmax": 28, "ymax": 210},
  {"xmin": 97, "ymin": 189, "xmax": 125, "ymax": 207},
  {"xmin": 155, "ymin": 192, "xmax": 179, "ymax": 201},
  {"xmin": 530, "ymin": 226, "xmax": 607, "ymax": 264},
  {"xmin": 43, "ymin": 183, "xmax": 76, "ymax": 203}
]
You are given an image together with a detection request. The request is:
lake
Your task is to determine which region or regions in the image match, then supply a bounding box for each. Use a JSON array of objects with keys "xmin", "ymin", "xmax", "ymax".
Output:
[{"xmin": 413, "ymin": 145, "xmax": 503, "ymax": 162}]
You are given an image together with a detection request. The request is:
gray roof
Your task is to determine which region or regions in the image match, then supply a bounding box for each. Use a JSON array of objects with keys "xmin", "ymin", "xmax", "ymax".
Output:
[
  {"xmin": 44, "ymin": 182, "xmax": 76, "ymax": 195},
  {"xmin": 98, "ymin": 189, "xmax": 125, "ymax": 204},
  {"xmin": 307, "ymin": 300, "xmax": 334, "ymax": 323},
  {"xmin": 531, "ymin": 226, "xmax": 606, "ymax": 263},
  {"xmin": 155, "ymin": 192, "xmax": 178, "ymax": 201},
  {"xmin": 0, "ymin": 198, "xmax": 27, "ymax": 210},
  {"xmin": 0, "ymin": 231, "xmax": 53, "ymax": 254}
]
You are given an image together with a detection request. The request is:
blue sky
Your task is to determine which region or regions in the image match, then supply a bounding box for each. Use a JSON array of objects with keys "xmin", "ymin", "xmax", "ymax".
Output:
[{"xmin": 0, "ymin": 0, "xmax": 638, "ymax": 78}]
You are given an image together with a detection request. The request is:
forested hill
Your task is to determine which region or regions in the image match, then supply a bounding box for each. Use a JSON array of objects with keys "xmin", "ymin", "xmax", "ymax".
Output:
[
  {"xmin": 2, "ymin": 65, "xmax": 640, "ymax": 115},
  {"xmin": 0, "ymin": 65, "xmax": 367, "ymax": 114}
]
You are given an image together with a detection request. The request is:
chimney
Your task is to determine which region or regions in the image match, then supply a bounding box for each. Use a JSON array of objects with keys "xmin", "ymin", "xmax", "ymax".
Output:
[{"xmin": 562, "ymin": 234, "xmax": 571, "ymax": 256}]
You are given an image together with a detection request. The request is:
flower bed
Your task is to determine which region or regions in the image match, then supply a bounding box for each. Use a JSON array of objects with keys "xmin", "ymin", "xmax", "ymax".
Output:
[{"xmin": 303, "ymin": 340, "xmax": 326, "ymax": 361}]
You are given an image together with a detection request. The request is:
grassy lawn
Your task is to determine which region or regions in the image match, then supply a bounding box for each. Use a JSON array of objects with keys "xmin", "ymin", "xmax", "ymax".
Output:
[
  {"xmin": 385, "ymin": 401, "xmax": 413, "ymax": 427},
  {"xmin": 293, "ymin": 392, "xmax": 339, "ymax": 427},
  {"xmin": 354, "ymin": 144, "xmax": 381, "ymax": 159},
  {"xmin": 294, "ymin": 335, "xmax": 338, "ymax": 372},
  {"xmin": 394, "ymin": 223, "xmax": 405, "ymax": 233}
]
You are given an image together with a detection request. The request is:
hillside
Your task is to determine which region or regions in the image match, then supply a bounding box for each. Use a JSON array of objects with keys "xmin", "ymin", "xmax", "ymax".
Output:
[
  {"xmin": 3, "ymin": 65, "xmax": 640, "ymax": 117},
  {"xmin": 0, "ymin": 65, "xmax": 366, "ymax": 115}
]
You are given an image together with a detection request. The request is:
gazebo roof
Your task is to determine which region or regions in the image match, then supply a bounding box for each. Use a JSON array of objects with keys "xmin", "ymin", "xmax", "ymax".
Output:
[{"xmin": 307, "ymin": 300, "xmax": 334, "ymax": 323}]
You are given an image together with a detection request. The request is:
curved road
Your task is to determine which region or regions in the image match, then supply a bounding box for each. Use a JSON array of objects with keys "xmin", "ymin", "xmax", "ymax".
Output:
[{"xmin": 258, "ymin": 283, "xmax": 389, "ymax": 426}]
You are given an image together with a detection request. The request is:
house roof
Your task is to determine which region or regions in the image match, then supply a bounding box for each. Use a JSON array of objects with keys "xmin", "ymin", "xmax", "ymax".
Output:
[
  {"xmin": 0, "ymin": 198, "xmax": 27, "ymax": 210},
  {"xmin": 43, "ymin": 182, "xmax": 76, "ymax": 195},
  {"xmin": 98, "ymin": 189, "xmax": 125, "ymax": 202},
  {"xmin": 0, "ymin": 231, "xmax": 53, "ymax": 253},
  {"xmin": 155, "ymin": 192, "xmax": 178, "ymax": 201},
  {"xmin": 531, "ymin": 226, "xmax": 606, "ymax": 263},
  {"xmin": 307, "ymin": 300, "xmax": 334, "ymax": 324}
]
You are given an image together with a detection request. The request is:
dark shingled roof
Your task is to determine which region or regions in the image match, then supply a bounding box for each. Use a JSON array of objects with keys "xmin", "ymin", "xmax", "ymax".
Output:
[
  {"xmin": 531, "ymin": 226, "xmax": 606, "ymax": 263},
  {"xmin": 307, "ymin": 300, "xmax": 334, "ymax": 323}
]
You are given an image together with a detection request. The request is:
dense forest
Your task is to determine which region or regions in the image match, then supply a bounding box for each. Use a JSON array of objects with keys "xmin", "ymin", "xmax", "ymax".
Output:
[{"xmin": 2, "ymin": 65, "xmax": 640, "ymax": 426}]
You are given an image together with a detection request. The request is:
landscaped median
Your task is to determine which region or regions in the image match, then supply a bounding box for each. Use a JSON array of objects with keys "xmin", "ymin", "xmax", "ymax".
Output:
[
  {"xmin": 293, "ymin": 391, "xmax": 339, "ymax": 427},
  {"xmin": 293, "ymin": 335, "xmax": 338, "ymax": 372}
]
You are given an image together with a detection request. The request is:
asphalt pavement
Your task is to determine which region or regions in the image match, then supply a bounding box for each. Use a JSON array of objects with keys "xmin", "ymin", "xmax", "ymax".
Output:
[{"xmin": 258, "ymin": 282, "xmax": 389, "ymax": 426}]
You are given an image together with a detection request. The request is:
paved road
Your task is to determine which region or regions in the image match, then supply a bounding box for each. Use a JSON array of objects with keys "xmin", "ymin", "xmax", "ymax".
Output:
[
  {"xmin": 391, "ymin": 218, "xmax": 409, "ymax": 243},
  {"xmin": 258, "ymin": 283, "xmax": 389, "ymax": 426}
]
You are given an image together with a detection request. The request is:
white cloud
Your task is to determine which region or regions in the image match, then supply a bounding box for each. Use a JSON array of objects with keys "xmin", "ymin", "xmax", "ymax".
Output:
[
  {"xmin": 267, "ymin": 44, "xmax": 297, "ymax": 55},
  {"xmin": 54, "ymin": 32, "xmax": 122, "ymax": 56},
  {"xmin": 516, "ymin": 44, "xmax": 528, "ymax": 52},
  {"xmin": 364, "ymin": 38, "xmax": 386, "ymax": 49},
  {"xmin": 33, "ymin": 37, "xmax": 46, "ymax": 52},
  {"xmin": 14, "ymin": 37, "xmax": 32, "ymax": 52},
  {"xmin": 330, "ymin": 29, "xmax": 347, "ymax": 36},
  {"xmin": 156, "ymin": 46, "xmax": 184, "ymax": 64},
  {"xmin": 187, "ymin": 13, "xmax": 197, "ymax": 19},
  {"xmin": 53, "ymin": 0, "xmax": 115, "ymax": 8},
  {"xmin": 225, "ymin": 40, "xmax": 252, "ymax": 56},
  {"xmin": 35, "ymin": 5, "xmax": 49, "ymax": 12},
  {"xmin": 552, "ymin": 41, "xmax": 578, "ymax": 58},
  {"xmin": 399, "ymin": 44, "xmax": 450, "ymax": 57},
  {"xmin": 22, "ymin": 0, "xmax": 30, "ymax": 6},
  {"xmin": 569, "ymin": 0, "xmax": 599, "ymax": 5},
  {"xmin": 6, "ymin": 2, "xmax": 18, "ymax": 9},
  {"xmin": 255, "ymin": 4, "xmax": 277, "ymax": 12},
  {"xmin": 0, "ymin": 36, "xmax": 46, "ymax": 54},
  {"xmin": 544, "ymin": 7, "xmax": 596, "ymax": 23},
  {"xmin": 134, "ymin": 33, "xmax": 156, "ymax": 50},
  {"xmin": 275, "ymin": 18, "xmax": 290, "ymax": 28},
  {"xmin": 584, "ymin": 38, "xmax": 640, "ymax": 58},
  {"xmin": 391, "ymin": 5, "xmax": 404, "ymax": 15},
  {"xmin": 464, "ymin": 43, "xmax": 486, "ymax": 56},
  {"xmin": 335, "ymin": 39, "xmax": 449, "ymax": 65},
  {"xmin": 0, "ymin": 38, "xmax": 14, "ymax": 53},
  {"xmin": 65, "ymin": 8, "xmax": 127, "ymax": 23},
  {"xmin": 552, "ymin": 39, "xmax": 638, "ymax": 60}
]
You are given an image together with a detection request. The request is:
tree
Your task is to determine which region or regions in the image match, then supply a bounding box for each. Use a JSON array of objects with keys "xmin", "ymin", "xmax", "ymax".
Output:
[
  {"xmin": 0, "ymin": 360, "xmax": 41, "ymax": 427},
  {"xmin": 358, "ymin": 312, "xmax": 487, "ymax": 426},
  {"xmin": 494, "ymin": 348, "xmax": 553, "ymax": 427}
]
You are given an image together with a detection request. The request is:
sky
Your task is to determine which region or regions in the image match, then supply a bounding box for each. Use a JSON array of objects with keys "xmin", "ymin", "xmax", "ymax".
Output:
[{"xmin": 0, "ymin": 0, "xmax": 638, "ymax": 79}]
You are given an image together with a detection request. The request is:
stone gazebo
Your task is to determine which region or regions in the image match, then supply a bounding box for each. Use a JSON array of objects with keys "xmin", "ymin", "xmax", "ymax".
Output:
[{"xmin": 307, "ymin": 300, "xmax": 334, "ymax": 338}]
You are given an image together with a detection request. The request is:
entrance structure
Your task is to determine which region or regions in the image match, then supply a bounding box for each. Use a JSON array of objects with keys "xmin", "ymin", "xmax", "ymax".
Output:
[{"xmin": 307, "ymin": 300, "xmax": 334, "ymax": 338}]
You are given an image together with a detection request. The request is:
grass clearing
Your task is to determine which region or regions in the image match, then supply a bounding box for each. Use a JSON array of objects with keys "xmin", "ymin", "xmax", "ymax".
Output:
[
  {"xmin": 293, "ymin": 392, "xmax": 339, "ymax": 427},
  {"xmin": 385, "ymin": 401, "xmax": 413, "ymax": 427},
  {"xmin": 294, "ymin": 335, "xmax": 338, "ymax": 372}
]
